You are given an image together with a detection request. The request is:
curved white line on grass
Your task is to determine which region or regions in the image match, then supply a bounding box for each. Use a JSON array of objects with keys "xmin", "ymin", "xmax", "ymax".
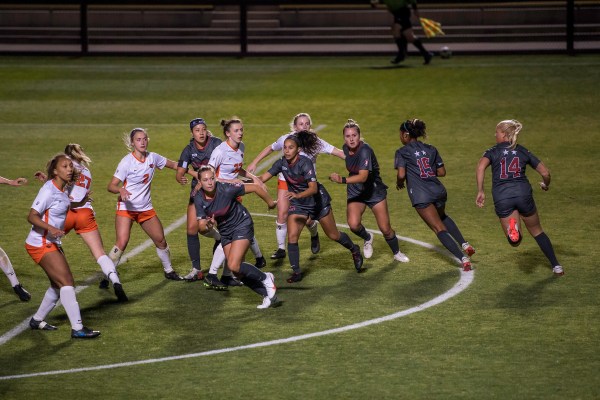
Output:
[{"xmin": 0, "ymin": 212, "xmax": 473, "ymax": 381}]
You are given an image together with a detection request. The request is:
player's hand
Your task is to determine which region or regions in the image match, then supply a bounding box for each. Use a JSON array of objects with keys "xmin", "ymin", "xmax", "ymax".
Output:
[
  {"xmin": 178, "ymin": 176, "xmax": 188, "ymax": 185},
  {"xmin": 268, "ymin": 200, "xmax": 277, "ymax": 210},
  {"xmin": 396, "ymin": 182, "xmax": 405, "ymax": 190},
  {"xmin": 476, "ymin": 192, "xmax": 485, "ymax": 208},
  {"xmin": 285, "ymin": 191, "xmax": 297, "ymax": 200},
  {"xmin": 329, "ymin": 173, "xmax": 341, "ymax": 183},
  {"xmin": 119, "ymin": 187, "xmax": 132, "ymax": 201},
  {"xmin": 12, "ymin": 177, "xmax": 28, "ymax": 186},
  {"xmin": 47, "ymin": 226, "xmax": 65, "ymax": 239},
  {"xmin": 206, "ymin": 215, "xmax": 216, "ymax": 230},
  {"xmin": 34, "ymin": 171, "xmax": 47, "ymax": 182},
  {"xmin": 246, "ymin": 163, "xmax": 257, "ymax": 174},
  {"xmin": 539, "ymin": 182, "xmax": 549, "ymax": 191}
]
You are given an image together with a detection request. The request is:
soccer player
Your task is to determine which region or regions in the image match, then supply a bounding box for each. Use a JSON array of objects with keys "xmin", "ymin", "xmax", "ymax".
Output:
[
  {"xmin": 107, "ymin": 127, "xmax": 187, "ymax": 282},
  {"xmin": 26, "ymin": 154, "xmax": 100, "ymax": 338},
  {"xmin": 206, "ymin": 117, "xmax": 267, "ymax": 278},
  {"xmin": 194, "ymin": 166, "xmax": 278, "ymax": 309},
  {"xmin": 176, "ymin": 118, "xmax": 229, "ymax": 285},
  {"xmin": 329, "ymin": 119, "xmax": 410, "ymax": 263},
  {"xmin": 259, "ymin": 132, "xmax": 364, "ymax": 283},
  {"xmin": 0, "ymin": 175, "xmax": 31, "ymax": 301},
  {"xmin": 247, "ymin": 112, "xmax": 345, "ymax": 261},
  {"xmin": 476, "ymin": 119, "xmax": 564, "ymax": 276},
  {"xmin": 394, "ymin": 118, "xmax": 475, "ymax": 271}
]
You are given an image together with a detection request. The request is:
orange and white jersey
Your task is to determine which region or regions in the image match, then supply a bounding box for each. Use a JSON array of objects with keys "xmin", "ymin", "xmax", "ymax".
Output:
[
  {"xmin": 113, "ymin": 151, "xmax": 167, "ymax": 212},
  {"xmin": 209, "ymin": 141, "xmax": 245, "ymax": 180},
  {"xmin": 25, "ymin": 180, "xmax": 71, "ymax": 247},
  {"xmin": 68, "ymin": 160, "xmax": 93, "ymax": 210}
]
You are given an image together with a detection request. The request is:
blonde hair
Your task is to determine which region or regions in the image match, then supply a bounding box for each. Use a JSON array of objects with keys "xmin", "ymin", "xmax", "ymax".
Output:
[
  {"xmin": 123, "ymin": 127, "xmax": 148, "ymax": 151},
  {"xmin": 289, "ymin": 113, "xmax": 312, "ymax": 132},
  {"xmin": 496, "ymin": 119, "xmax": 522, "ymax": 149},
  {"xmin": 64, "ymin": 143, "xmax": 91, "ymax": 168}
]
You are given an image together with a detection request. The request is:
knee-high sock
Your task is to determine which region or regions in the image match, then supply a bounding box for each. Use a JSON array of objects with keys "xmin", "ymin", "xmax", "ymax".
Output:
[
  {"xmin": 336, "ymin": 231, "xmax": 355, "ymax": 251},
  {"xmin": 240, "ymin": 276, "xmax": 267, "ymax": 297},
  {"xmin": 436, "ymin": 231, "xmax": 464, "ymax": 260},
  {"xmin": 60, "ymin": 286, "xmax": 83, "ymax": 331},
  {"xmin": 249, "ymin": 236, "xmax": 263, "ymax": 258},
  {"xmin": 413, "ymin": 38, "xmax": 429, "ymax": 57},
  {"xmin": 276, "ymin": 221, "xmax": 287, "ymax": 249},
  {"xmin": 351, "ymin": 225, "xmax": 371, "ymax": 241},
  {"xmin": 395, "ymin": 36, "xmax": 407, "ymax": 55},
  {"xmin": 108, "ymin": 245, "xmax": 123, "ymax": 267},
  {"xmin": 97, "ymin": 255, "xmax": 120, "ymax": 284},
  {"xmin": 287, "ymin": 242, "xmax": 300, "ymax": 273},
  {"xmin": 239, "ymin": 261, "xmax": 267, "ymax": 282},
  {"xmin": 186, "ymin": 234, "xmax": 201, "ymax": 269},
  {"xmin": 384, "ymin": 232, "xmax": 400, "ymax": 255},
  {"xmin": 441, "ymin": 215, "xmax": 467, "ymax": 245},
  {"xmin": 208, "ymin": 244, "xmax": 225, "ymax": 275},
  {"xmin": 156, "ymin": 246, "xmax": 173, "ymax": 273},
  {"xmin": 0, "ymin": 246, "xmax": 19, "ymax": 286},
  {"xmin": 307, "ymin": 220, "xmax": 319, "ymax": 237},
  {"xmin": 33, "ymin": 286, "xmax": 59, "ymax": 322},
  {"xmin": 534, "ymin": 232, "xmax": 560, "ymax": 267}
]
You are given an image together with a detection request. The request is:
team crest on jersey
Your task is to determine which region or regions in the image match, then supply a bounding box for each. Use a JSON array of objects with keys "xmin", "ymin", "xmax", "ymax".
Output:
[
  {"xmin": 149, "ymin": 164, "xmax": 154, "ymax": 168},
  {"xmin": 363, "ymin": 160, "xmax": 369, "ymax": 166}
]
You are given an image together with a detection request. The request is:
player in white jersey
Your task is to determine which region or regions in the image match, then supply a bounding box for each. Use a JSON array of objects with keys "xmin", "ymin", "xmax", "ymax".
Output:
[
  {"xmin": 26, "ymin": 154, "xmax": 100, "ymax": 338},
  {"xmin": 107, "ymin": 128, "xmax": 189, "ymax": 283},
  {"xmin": 247, "ymin": 113, "xmax": 345, "ymax": 260},
  {"xmin": 202, "ymin": 117, "xmax": 267, "ymax": 286},
  {"xmin": 0, "ymin": 175, "xmax": 31, "ymax": 301}
]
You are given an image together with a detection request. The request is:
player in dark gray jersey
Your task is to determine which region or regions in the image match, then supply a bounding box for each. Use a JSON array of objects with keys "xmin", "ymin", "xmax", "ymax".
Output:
[
  {"xmin": 194, "ymin": 166, "xmax": 280, "ymax": 308},
  {"xmin": 394, "ymin": 118, "xmax": 475, "ymax": 271},
  {"xmin": 330, "ymin": 119, "xmax": 409, "ymax": 264},
  {"xmin": 476, "ymin": 119, "xmax": 564, "ymax": 276},
  {"xmin": 260, "ymin": 132, "xmax": 363, "ymax": 283},
  {"xmin": 176, "ymin": 118, "xmax": 224, "ymax": 282}
]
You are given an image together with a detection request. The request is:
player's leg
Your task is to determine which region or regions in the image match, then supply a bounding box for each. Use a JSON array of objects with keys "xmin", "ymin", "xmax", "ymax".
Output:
[
  {"xmin": 286, "ymin": 214, "xmax": 307, "ymax": 282},
  {"xmin": 0, "ymin": 246, "xmax": 30, "ymax": 301},
  {"xmin": 371, "ymin": 199, "xmax": 409, "ymax": 262},
  {"xmin": 319, "ymin": 210, "xmax": 363, "ymax": 272},
  {"xmin": 437, "ymin": 204, "xmax": 475, "ymax": 257},
  {"xmin": 140, "ymin": 215, "xmax": 181, "ymax": 280},
  {"xmin": 272, "ymin": 186, "xmax": 289, "ymax": 259},
  {"xmin": 521, "ymin": 211, "xmax": 563, "ymax": 275},
  {"xmin": 347, "ymin": 201, "xmax": 372, "ymax": 258}
]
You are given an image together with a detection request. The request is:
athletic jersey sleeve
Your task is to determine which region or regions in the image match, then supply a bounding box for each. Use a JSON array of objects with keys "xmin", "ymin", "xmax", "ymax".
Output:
[
  {"xmin": 113, "ymin": 155, "xmax": 130, "ymax": 182},
  {"xmin": 394, "ymin": 148, "xmax": 406, "ymax": 169},
  {"xmin": 300, "ymin": 157, "xmax": 317, "ymax": 182},
  {"xmin": 208, "ymin": 145, "xmax": 225, "ymax": 170},
  {"xmin": 357, "ymin": 145, "xmax": 374, "ymax": 172},
  {"xmin": 317, "ymin": 137, "xmax": 335, "ymax": 155},
  {"xmin": 151, "ymin": 152, "xmax": 167, "ymax": 170},
  {"xmin": 31, "ymin": 184, "xmax": 53, "ymax": 215},
  {"xmin": 271, "ymin": 133, "xmax": 289, "ymax": 152},
  {"xmin": 268, "ymin": 158, "xmax": 284, "ymax": 177},
  {"xmin": 177, "ymin": 142, "xmax": 193, "ymax": 169}
]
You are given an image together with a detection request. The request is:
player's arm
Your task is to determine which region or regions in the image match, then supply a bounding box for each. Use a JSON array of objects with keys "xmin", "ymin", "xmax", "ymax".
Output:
[
  {"xmin": 247, "ymin": 145, "xmax": 274, "ymax": 174},
  {"xmin": 475, "ymin": 157, "xmax": 491, "ymax": 208},
  {"xmin": 329, "ymin": 169, "xmax": 369, "ymax": 184},
  {"xmin": 0, "ymin": 176, "xmax": 27, "ymax": 186},
  {"xmin": 244, "ymin": 183, "xmax": 277, "ymax": 209},
  {"xmin": 107, "ymin": 176, "xmax": 131, "ymax": 201},
  {"xmin": 28, "ymin": 208, "xmax": 64, "ymax": 239},
  {"xmin": 396, "ymin": 167, "xmax": 407, "ymax": 190},
  {"xmin": 436, "ymin": 166, "xmax": 447, "ymax": 177},
  {"xmin": 331, "ymin": 147, "xmax": 346, "ymax": 160},
  {"xmin": 259, "ymin": 171, "xmax": 274, "ymax": 183},
  {"xmin": 286, "ymin": 181, "xmax": 317, "ymax": 200},
  {"xmin": 535, "ymin": 161, "xmax": 551, "ymax": 191}
]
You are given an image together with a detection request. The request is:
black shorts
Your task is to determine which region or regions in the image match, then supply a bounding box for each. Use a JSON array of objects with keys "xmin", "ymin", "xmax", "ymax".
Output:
[
  {"xmin": 494, "ymin": 195, "xmax": 537, "ymax": 218},
  {"xmin": 289, "ymin": 203, "xmax": 332, "ymax": 221},
  {"xmin": 391, "ymin": 7, "xmax": 412, "ymax": 30},
  {"xmin": 348, "ymin": 187, "xmax": 388, "ymax": 209},
  {"xmin": 220, "ymin": 224, "xmax": 254, "ymax": 247}
]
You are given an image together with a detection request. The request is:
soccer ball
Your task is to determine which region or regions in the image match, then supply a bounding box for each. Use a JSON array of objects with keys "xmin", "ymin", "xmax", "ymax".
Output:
[{"xmin": 440, "ymin": 46, "xmax": 452, "ymax": 59}]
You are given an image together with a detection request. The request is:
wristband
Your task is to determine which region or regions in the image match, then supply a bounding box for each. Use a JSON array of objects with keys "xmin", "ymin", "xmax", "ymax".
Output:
[{"xmin": 341, "ymin": 177, "xmax": 347, "ymax": 184}]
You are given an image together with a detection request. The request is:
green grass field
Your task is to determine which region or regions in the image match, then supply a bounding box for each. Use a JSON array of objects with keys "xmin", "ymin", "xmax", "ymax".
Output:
[{"xmin": 0, "ymin": 55, "xmax": 599, "ymax": 399}]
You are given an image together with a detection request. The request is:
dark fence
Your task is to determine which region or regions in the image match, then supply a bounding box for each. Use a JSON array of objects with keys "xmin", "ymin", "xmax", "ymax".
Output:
[{"xmin": 0, "ymin": 1, "xmax": 598, "ymax": 56}]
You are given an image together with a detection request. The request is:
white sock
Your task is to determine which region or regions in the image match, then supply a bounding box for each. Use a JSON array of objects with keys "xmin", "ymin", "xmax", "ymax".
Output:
[
  {"xmin": 97, "ymin": 255, "xmax": 120, "ymax": 284},
  {"xmin": 60, "ymin": 286, "xmax": 83, "ymax": 331},
  {"xmin": 156, "ymin": 245, "xmax": 173, "ymax": 273},
  {"xmin": 0, "ymin": 247, "xmax": 19, "ymax": 286},
  {"xmin": 308, "ymin": 220, "xmax": 319, "ymax": 237},
  {"xmin": 250, "ymin": 236, "xmax": 263, "ymax": 258},
  {"xmin": 208, "ymin": 244, "xmax": 225, "ymax": 275},
  {"xmin": 276, "ymin": 222, "xmax": 287, "ymax": 249},
  {"xmin": 202, "ymin": 227, "xmax": 221, "ymax": 241},
  {"xmin": 33, "ymin": 286, "xmax": 59, "ymax": 322},
  {"xmin": 108, "ymin": 245, "xmax": 124, "ymax": 267}
]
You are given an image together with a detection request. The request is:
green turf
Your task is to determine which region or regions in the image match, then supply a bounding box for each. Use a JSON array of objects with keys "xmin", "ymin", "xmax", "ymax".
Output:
[{"xmin": 0, "ymin": 55, "xmax": 598, "ymax": 399}]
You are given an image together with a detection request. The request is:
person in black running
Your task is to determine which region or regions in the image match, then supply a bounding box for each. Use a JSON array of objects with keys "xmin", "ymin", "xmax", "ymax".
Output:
[
  {"xmin": 259, "ymin": 131, "xmax": 364, "ymax": 283},
  {"xmin": 394, "ymin": 118, "xmax": 475, "ymax": 271},
  {"xmin": 476, "ymin": 119, "xmax": 564, "ymax": 276}
]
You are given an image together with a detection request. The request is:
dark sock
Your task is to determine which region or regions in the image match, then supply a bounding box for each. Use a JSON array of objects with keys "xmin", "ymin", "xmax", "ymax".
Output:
[
  {"xmin": 186, "ymin": 234, "xmax": 201, "ymax": 269},
  {"xmin": 239, "ymin": 261, "xmax": 266, "ymax": 282},
  {"xmin": 534, "ymin": 232, "xmax": 560, "ymax": 266},
  {"xmin": 240, "ymin": 276, "xmax": 267, "ymax": 297},
  {"xmin": 336, "ymin": 232, "xmax": 355, "ymax": 251},
  {"xmin": 413, "ymin": 38, "xmax": 428, "ymax": 57},
  {"xmin": 436, "ymin": 231, "xmax": 464, "ymax": 260},
  {"xmin": 394, "ymin": 37, "xmax": 407, "ymax": 56},
  {"xmin": 384, "ymin": 232, "xmax": 400, "ymax": 254},
  {"xmin": 351, "ymin": 225, "xmax": 371, "ymax": 241},
  {"xmin": 287, "ymin": 242, "xmax": 301, "ymax": 273},
  {"xmin": 441, "ymin": 215, "xmax": 466, "ymax": 245}
]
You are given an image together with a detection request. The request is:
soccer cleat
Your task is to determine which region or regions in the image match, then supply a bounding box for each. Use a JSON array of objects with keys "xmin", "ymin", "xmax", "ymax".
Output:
[
  {"xmin": 255, "ymin": 256, "xmax": 267, "ymax": 269},
  {"xmin": 220, "ymin": 275, "xmax": 243, "ymax": 287},
  {"xmin": 99, "ymin": 278, "xmax": 110, "ymax": 289},
  {"xmin": 461, "ymin": 257, "xmax": 472, "ymax": 272},
  {"xmin": 164, "ymin": 270, "xmax": 183, "ymax": 281},
  {"xmin": 262, "ymin": 272, "xmax": 277, "ymax": 299},
  {"xmin": 203, "ymin": 273, "xmax": 227, "ymax": 290},
  {"xmin": 29, "ymin": 317, "xmax": 57, "ymax": 331},
  {"xmin": 183, "ymin": 268, "xmax": 204, "ymax": 282},
  {"xmin": 363, "ymin": 232, "xmax": 374, "ymax": 259},
  {"xmin": 113, "ymin": 283, "xmax": 128, "ymax": 302},
  {"xmin": 393, "ymin": 251, "xmax": 410, "ymax": 263},
  {"xmin": 257, "ymin": 295, "xmax": 280, "ymax": 309},
  {"xmin": 71, "ymin": 326, "xmax": 101, "ymax": 339},
  {"xmin": 507, "ymin": 218, "xmax": 520, "ymax": 243},
  {"xmin": 310, "ymin": 233, "xmax": 321, "ymax": 254},
  {"xmin": 391, "ymin": 53, "xmax": 405, "ymax": 64},
  {"xmin": 462, "ymin": 243, "xmax": 476, "ymax": 257},
  {"xmin": 13, "ymin": 284, "xmax": 31, "ymax": 302},
  {"xmin": 351, "ymin": 245, "xmax": 364, "ymax": 272},
  {"xmin": 286, "ymin": 272, "xmax": 303, "ymax": 283},
  {"xmin": 423, "ymin": 52, "xmax": 433, "ymax": 65},
  {"xmin": 270, "ymin": 248, "xmax": 286, "ymax": 259},
  {"xmin": 552, "ymin": 265, "xmax": 565, "ymax": 276}
]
